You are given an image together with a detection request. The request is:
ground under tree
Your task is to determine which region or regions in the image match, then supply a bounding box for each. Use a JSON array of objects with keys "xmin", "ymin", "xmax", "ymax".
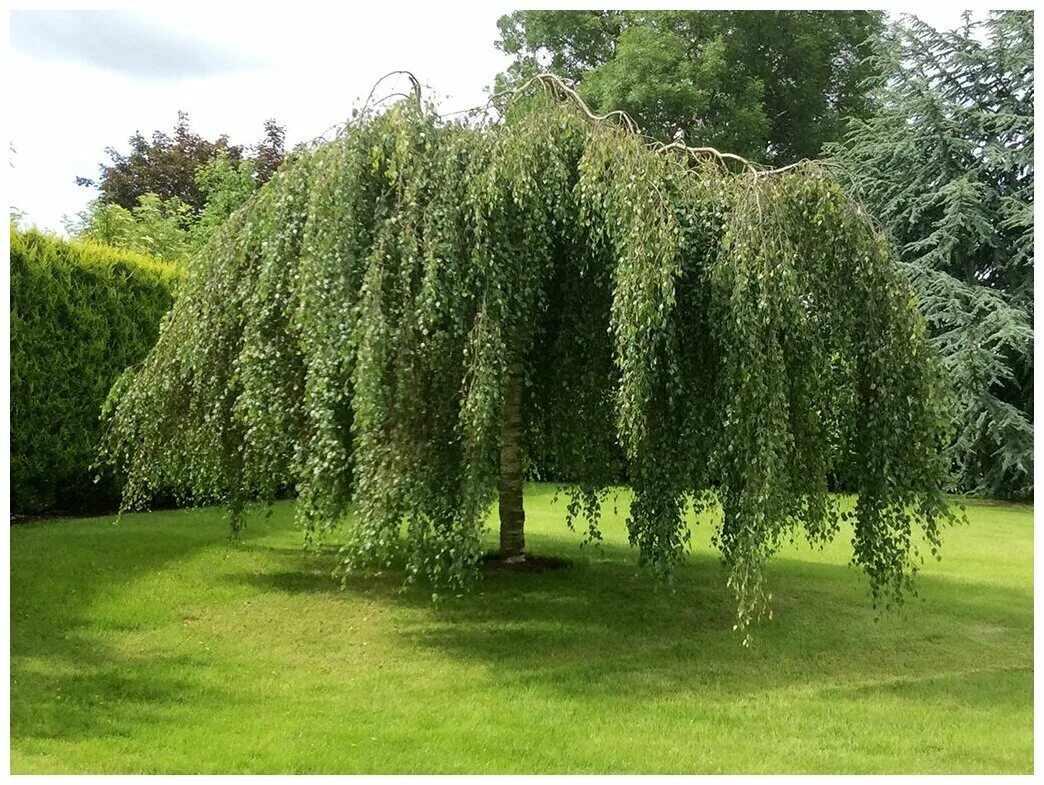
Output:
[{"xmin": 99, "ymin": 74, "xmax": 957, "ymax": 636}]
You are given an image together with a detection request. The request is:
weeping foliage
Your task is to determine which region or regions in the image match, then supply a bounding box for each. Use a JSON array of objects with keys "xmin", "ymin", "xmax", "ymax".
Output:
[{"xmin": 99, "ymin": 81, "xmax": 955, "ymax": 634}]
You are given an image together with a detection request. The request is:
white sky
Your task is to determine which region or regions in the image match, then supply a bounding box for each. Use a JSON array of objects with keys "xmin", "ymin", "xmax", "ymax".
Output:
[{"xmin": 9, "ymin": 5, "xmax": 974, "ymax": 233}]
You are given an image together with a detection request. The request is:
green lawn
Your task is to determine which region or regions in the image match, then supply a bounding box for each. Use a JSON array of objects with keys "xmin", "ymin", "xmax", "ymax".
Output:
[{"xmin": 10, "ymin": 484, "xmax": 1033, "ymax": 773}]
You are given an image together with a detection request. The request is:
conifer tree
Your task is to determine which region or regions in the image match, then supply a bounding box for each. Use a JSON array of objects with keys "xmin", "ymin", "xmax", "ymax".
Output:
[{"xmin": 828, "ymin": 12, "xmax": 1033, "ymax": 498}]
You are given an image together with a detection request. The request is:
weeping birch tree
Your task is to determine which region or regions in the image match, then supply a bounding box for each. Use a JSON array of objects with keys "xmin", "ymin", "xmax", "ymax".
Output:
[{"xmin": 99, "ymin": 75, "xmax": 956, "ymax": 635}]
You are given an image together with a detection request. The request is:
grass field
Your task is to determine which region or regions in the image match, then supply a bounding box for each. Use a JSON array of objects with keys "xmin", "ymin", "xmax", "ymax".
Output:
[{"xmin": 10, "ymin": 484, "xmax": 1033, "ymax": 773}]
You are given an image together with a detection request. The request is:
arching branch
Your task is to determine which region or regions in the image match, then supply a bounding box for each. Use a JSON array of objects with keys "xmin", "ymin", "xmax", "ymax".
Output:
[{"xmin": 363, "ymin": 70, "xmax": 423, "ymax": 114}]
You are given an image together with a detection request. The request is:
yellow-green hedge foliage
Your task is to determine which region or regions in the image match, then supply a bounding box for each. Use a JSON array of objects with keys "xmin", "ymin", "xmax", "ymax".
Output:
[{"xmin": 10, "ymin": 226, "xmax": 182, "ymax": 514}]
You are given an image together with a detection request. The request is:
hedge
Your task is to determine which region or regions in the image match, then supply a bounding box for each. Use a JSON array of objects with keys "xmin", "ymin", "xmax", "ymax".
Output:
[{"xmin": 11, "ymin": 226, "xmax": 182, "ymax": 514}]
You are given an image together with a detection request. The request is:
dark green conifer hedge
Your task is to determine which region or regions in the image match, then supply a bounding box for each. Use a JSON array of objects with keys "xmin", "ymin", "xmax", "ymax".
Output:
[{"xmin": 10, "ymin": 227, "xmax": 180, "ymax": 514}]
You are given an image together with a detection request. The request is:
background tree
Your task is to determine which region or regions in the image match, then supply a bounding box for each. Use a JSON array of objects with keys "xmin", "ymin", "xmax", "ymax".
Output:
[
  {"xmin": 495, "ymin": 10, "xmax": 884, "ymax": 162},
  {"xmin": 70, "ymin": 126, "xmax": 288, "ymax": 262},
  {"xmin": 99, "ymin": 80, "xmax": 955, "ymax": 637},
  {"xmin": 64, "ymin": 193, "xmax": 194, "ymax": 262},
  {"xmin": 191, "ymin": 151, "xmax": 261, "ymax": 246},
  {"xmin": 76, "ymin": 114, "xmax": 287, "ymax": 215},
  {"xmin": 827, "ymin": 12, "xmax": 1033, "ymax": 499},
  {"xmin": 252, "ymin": 119, "xmax": 287, "ymax": 186},
  {"xmin": 76, "ymin": 111, "xmax": 244, "ymax": 215}
]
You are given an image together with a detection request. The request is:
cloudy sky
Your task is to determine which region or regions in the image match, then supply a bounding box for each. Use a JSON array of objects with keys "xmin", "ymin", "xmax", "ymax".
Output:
[{"xmin": 10, "ymin": 6, "xmax": 969, "ymax": 232}]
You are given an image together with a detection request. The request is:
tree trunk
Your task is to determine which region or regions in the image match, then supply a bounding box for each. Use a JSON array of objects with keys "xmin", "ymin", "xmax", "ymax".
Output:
[{"xmin": 498, "ymin": 360, "xmax": 526, "ymax": 562}]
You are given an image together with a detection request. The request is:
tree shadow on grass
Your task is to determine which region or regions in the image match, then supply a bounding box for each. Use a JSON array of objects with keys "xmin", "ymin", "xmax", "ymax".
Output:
[
  {"xmin": 824, "ymin": 664, "xmax": 1032, "ymax": 712},
  {"xmin": 10, "ymin": 507, "xmax": 249, "ymax": 750},
  {"xmin": 239, "ymin": 538, "xmax": 1033, "ymax": 709},
  {"xmin": 12, "ymin": 644, "xmax": 218, "ymax": 749}
]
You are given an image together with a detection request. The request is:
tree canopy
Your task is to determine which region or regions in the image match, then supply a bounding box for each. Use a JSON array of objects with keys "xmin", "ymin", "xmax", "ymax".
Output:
[
  {"xmin": 828, "ymin": 12, "xmax": 1033, "ymax": 499},
  {"xmin": 69, "ymin": 147, "xmax": 273, "ymax": 263},
  {"xmin": 495, "ymin": 11, "xmax": 884, "ymax": 162},
  {"xmin": 99, "ymin": 76, "xmax": 956, "ymax": 637},
  {"xmin": 76, "ymin": 112, "xmax": 286, "ymax": 215}
]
